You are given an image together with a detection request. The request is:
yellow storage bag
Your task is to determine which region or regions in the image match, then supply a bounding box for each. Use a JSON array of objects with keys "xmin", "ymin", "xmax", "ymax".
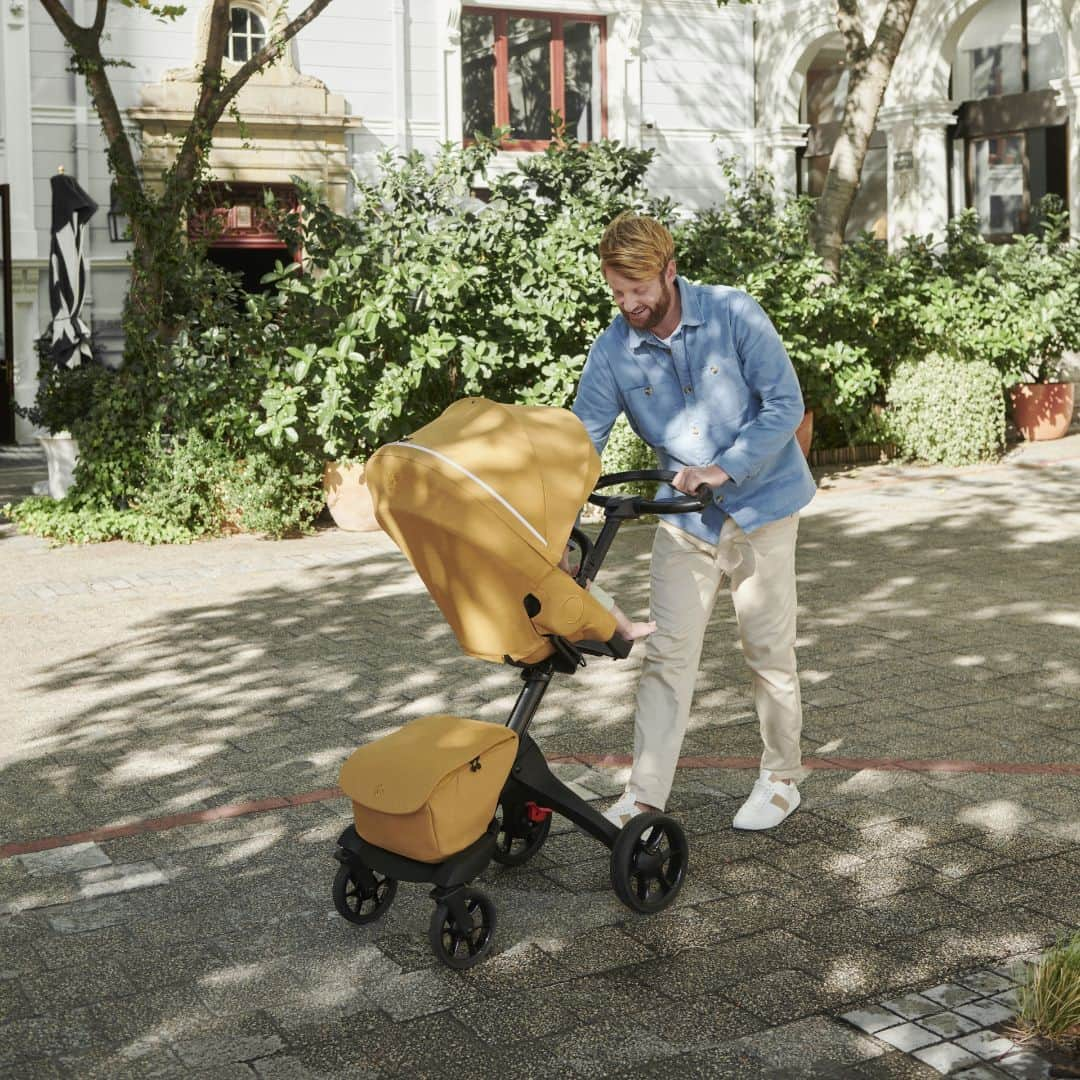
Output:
[{"xmin": 339, "ymin": 715, "xmax": 519, "ymax": 863}]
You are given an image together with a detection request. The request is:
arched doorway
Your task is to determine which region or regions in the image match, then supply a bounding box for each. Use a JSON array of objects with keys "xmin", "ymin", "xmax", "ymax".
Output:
[
  {"xmin": 797, "ymin": 42, "xmax": 889, "ymax": 240},
  {"xmin": 949, "ymin": 0, "xmax": 1068, "ymax": 237},
  {"xmin": 189, "ymin": 182, "xmax": 300, "ymax": 293}
]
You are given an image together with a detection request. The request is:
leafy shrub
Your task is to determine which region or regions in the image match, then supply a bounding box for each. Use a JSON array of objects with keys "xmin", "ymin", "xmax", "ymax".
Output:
[
  {"xmin": 885, "ymin": 352, "xmax": 1005, "ymax": 465},
  {"xmin": 599, "ymin": 414, "xmax": 658, "ymax": 498},
  {"xmin": 256, "ymin": 131, "xmax": 666, "ymax": 460}
]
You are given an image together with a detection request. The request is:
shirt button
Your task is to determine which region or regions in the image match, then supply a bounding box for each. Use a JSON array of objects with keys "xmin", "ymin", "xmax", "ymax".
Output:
[
  {"xmin": 710, "ymin": 365, "xmax": 718, "ymax": 374},
  {"xmin": 691, "ymin": 426, "xmax": 700, "ymax": 436},
  {"xmin": 644, "ymin": 386, "xmax": 653, "ymax": 396},
  {"xmin": 684, "ymin": 386, "xmax": 693, "ymax": 395}
]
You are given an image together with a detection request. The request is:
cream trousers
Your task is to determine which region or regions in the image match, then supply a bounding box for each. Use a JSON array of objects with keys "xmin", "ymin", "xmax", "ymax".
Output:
[{"xmin": 628, "ymin": 512, "xmax": 805, "ymax": 810}]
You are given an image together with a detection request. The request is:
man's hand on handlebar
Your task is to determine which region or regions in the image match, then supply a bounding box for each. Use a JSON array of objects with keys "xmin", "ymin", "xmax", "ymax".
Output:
[{"xmin": 672, "ymin": 465, "xmax": 728, "ymax": 496}]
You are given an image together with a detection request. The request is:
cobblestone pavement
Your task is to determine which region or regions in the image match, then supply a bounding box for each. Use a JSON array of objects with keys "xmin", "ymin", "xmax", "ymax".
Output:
[{"xmin": 2, "ymin": 438, "xmax": 1079, "ymax": 1078}]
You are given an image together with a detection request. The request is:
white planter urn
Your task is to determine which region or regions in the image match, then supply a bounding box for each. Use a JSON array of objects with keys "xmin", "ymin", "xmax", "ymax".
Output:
[{"xmin": 36, "ymin": 432, "xmax": 80, "ymax": 499}]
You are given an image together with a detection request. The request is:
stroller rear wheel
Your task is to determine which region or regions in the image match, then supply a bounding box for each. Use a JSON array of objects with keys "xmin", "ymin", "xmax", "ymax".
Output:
[
  {"xmin": 428, "ymin": 887, "xmax": 496, "ymax": 969},
  {"xmin": 492, "ymin": 798, "xmax": 552, "ymax": 866},
  {"xmin": 332, "ymin": 862, "xmax": 398, "ymax": 925},
  {"xmin": 609, "ymin": 813, "xmax": 688, "ymax": 914}
]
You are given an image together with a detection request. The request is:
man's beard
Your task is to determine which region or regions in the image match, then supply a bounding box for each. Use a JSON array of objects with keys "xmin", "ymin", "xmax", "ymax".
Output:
[{"xmin": 627, "ymin": 277, "xmax": 673, "ymax": 331}]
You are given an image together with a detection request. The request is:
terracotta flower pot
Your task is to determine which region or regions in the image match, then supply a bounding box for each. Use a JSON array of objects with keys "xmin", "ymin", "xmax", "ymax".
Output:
[
  {"xmin": 795, "ymin": 409, "xmax": 814, "ymax": 458},
  {"xmin": 1008, "ymin": 382, "xmax": 1075, "ymax": 442},
  {"xmin": 322, "ymin": 460, "xmax": 381, "ymax": 532}
]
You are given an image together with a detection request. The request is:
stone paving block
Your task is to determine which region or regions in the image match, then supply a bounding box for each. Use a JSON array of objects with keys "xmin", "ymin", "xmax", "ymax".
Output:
[
  {"xmin": 77, "ymin": 861, "xmax": 168, "ymax": 899},
  {"xmin": 912, "ymin": 1040, "xmax": 982, "ymax": 1075},
  {"xmin": 953, "ymin": 999, "xmax": 1018, "ymax": 1028},
  {"xmin": 721, "ymin": 967, "xmax": 845, "ymax": 1025},
  {"xmin": 917, "ymin": 1010, "xmax": 983, "ymax": 1039},
  {"xmin": 922, "ymin": 983, "xmax": 984, "ymax": 1008},
  {"xmin": 17, "ymin": 842, "xmax": 112, "ymax": 876},
  {"xmin": 44, "ymin": 893, "xmax": 136, "ymax": 934},
  {"xmin": 0, "ymin": 1013, "xmax": 104, "ymax": 1068},
  {"xmin": 538, "ymin": 1013, "xmax": 678, "ymax": 1075},
  {"xmin": 953, "ymin": 970, "xmax": 1018, "ymax": 995},
  {"xmin": 879, "ymin": 993, "xmax": 943, "ymax": 1021},
  {"xmin": 843, "ymin": 1005, "xmax": 909, "ymax": 1035},
  {"xmin": 951, "ymin": 1066, "xmax": 1011, "ymax": 1079},
  {"xmin": 167, "ymin": 1012, "xmax": 284, "ymax": 1069},
  {"xmin": 735, "ymin": 1016, "xmax": 886, "ymax": 1073},
  {"xmin": 604, "ymin": 1042, "xmax": 779, "ymax": 1080},
  {"xmin": 994, "ymin": 1050, "xmax": 1052, "ymax": 1079},
  {"xmin": 955, "ymin": 1029, "xmax": 1020, "ymax": 1060},
  {"xmin": 876, "ymin": 1022, "xmax": 944, "ymax": 1052},
  {"xmin": 852, "ymin": 1049, "xmax": 956, "ymax": 1079},
  {"xmin": 533, "ymin": 923, "xmax": 657, "ymax": 977}
]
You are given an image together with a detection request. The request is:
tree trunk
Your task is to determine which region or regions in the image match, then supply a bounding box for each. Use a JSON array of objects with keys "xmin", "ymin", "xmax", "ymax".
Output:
[{"xmin": 810, "ymin": 0, "xmax": 920, "ymax": 277}]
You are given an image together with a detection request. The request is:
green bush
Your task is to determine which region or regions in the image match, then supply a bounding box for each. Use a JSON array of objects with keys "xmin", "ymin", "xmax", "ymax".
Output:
[
  {"xmin": 598, "ymin": 414, "xmax": 658, "ymax": 498},
  {"xmin": 256, "ymin": 131, "xmax": 666, "ymax": 460},
  {"xmin": 885, "ymin": 352, "xmax": 1005, "ymax": 465}
]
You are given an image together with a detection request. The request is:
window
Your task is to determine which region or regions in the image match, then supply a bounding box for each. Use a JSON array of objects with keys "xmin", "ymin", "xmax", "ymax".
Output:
[
  {"xmin": 950, "ymin": 0, "xmax": 1067, "ymax": 239},
  {"xmin": 461, "ymin": 8, "xmax": 606, "ymax": 148},
  {"xmin": 798, "ymin": 46, "xmax": 887, "ymax": 241},
  {"xmin": 227, "ymin": 6, "xmax": 266, "ymax": 63}
]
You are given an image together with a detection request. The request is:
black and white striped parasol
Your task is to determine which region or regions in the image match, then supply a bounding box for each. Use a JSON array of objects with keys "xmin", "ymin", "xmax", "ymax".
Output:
[{"xmin": 47, "ymin": 172, "xmax": 97, "ymax": 368}]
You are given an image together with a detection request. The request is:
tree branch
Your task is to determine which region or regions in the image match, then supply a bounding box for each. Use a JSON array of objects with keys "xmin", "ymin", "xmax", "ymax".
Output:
[
  {"xmin": 92, "ymin": 0, "xmax": 109, "ymax": 36},
  {"xmin": 38, "ymin": 0, "xmax": 84, "ymax": 41},
  {"xmin": 835, "ymin": 0, "xmax": 866, "ymax": 63}
]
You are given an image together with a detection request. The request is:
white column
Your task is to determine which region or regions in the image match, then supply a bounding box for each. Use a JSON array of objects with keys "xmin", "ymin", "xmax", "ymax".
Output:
[
  {"xmin": 12, "ymin": 262, "xmax": 45, "ymax": 444},
  {"xmin": 912, "ymin": 102, "xmax": 957, "ymax": 242},
  {"xmin": 438, "ymin": 0, "xmax": 463, "ymax": 144},
  {"xmin": 74, "ymin": 0, "xmax": 94, "ymax": 330},
  {"xmin": 2, "ymin": 0, "xmax": 37, "ymax": 258},
  {"xmin": 1053, "ymin": 75, "xmax": 1080, "ymax": 242},
  {"xmin": 391, "ymin": 0, "xmax": 410, "ymax": 154},
  {"xmin": 754, "ymin": 124, "xmax": 809, "ymax": 199},
  {"xmin": 880, "ymin": 101, "xmax": 956, "ymax": 249},
  {"xmin": 612, "ymin": 5, "xmax": 643, "ymax": 147},
  {"xmin": 4, "ymin": 0, "xmax": 44, "ymax": 443}
]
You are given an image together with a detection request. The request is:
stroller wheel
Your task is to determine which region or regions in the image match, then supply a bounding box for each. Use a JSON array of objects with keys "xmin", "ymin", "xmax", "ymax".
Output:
[
  {"xmin": 609, "ymin": 813, "xmax": 688, "ymax": 915},
  {"xmin": 332, "ymin": 862, "xmax": 398, "ymax": 925},
  {"xmin": 428, "ymin": 888, "xmax": 497, "ymax": 970},
  {"xmin": 492, "ymin": 798, "xmax": 552, "ymax": 866}
]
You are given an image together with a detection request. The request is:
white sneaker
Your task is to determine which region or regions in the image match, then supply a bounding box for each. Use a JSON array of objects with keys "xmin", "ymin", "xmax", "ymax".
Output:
[
  {"xmin": 602, "ymin": 790, "xmax": 644, "ymax": 828},
  {"xmin": 732, "ymin": 772, "xmax": 801, "ymax": 831}
]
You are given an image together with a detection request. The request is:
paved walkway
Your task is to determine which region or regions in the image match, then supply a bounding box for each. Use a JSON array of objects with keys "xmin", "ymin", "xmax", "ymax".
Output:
[{"xmin": 1, "ymin": 438, "xmax": 1078, "ymax": 1078}]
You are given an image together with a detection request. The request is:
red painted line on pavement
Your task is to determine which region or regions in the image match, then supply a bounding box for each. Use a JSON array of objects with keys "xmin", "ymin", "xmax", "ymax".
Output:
[{"xmin": 3, "ymin": 753, "xmax": 1078, "ymax": 860}]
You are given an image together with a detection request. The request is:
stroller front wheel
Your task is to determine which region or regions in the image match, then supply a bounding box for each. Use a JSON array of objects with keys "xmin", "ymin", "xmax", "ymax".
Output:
[
  {"xmin": 428, "ymin": 887, "xmax": 496, "ymax": 969},
  {"xmin": 610, "ymin": 813, "xmax": 688, "ymax": 914},
  {"xmin": 332, "ymin": 862, "xmax": 398, "ymax": 925}
]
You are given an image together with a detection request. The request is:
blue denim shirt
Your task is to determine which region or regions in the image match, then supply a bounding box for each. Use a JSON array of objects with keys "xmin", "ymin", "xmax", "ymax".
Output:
[{"xmin": 572, "ymin": 278, "xmax": 816, "ymax": 545}]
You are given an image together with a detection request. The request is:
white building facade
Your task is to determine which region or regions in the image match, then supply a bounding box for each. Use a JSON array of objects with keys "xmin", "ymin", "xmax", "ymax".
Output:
[{"xmin": 2, "ymin": 0, "xmax": 1078, "ymax": 442}]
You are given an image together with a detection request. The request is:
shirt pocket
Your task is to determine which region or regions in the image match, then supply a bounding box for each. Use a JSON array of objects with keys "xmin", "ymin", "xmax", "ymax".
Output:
[
  {"xmin": 621, "ymin": 384, "xmax": 667, "ymax": 448},
  {"xmin": 701, "ymin": 354, "xmax": 752, "ymax": 424}
]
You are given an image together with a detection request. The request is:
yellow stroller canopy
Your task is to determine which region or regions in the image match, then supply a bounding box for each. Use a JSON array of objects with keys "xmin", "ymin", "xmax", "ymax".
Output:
[{"xmin": 365, "ymin": 398, "xmax": 618, "ymax": 665}]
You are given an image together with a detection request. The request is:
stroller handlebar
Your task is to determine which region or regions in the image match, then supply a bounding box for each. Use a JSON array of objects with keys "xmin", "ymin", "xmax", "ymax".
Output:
[{"xmin": 588, "ymin": 469, "xmax": 715, "ymax": 516}]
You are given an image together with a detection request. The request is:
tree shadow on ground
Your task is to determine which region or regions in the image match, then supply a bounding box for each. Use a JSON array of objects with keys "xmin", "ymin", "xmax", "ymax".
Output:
[{"xmin": 1, "ymin": 467, "xmax": 1079, "ymax": 1075}]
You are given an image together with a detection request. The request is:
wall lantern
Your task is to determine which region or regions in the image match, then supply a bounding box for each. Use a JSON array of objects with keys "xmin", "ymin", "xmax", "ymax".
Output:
[{"xmin": 107, "ymin": 182, "xmax": 129, "ymax": 243}]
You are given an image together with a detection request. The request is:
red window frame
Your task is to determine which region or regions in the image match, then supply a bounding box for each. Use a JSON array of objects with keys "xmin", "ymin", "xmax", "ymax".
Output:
[{"xmin": 462, "ymin": 7, "xmax": 608, "ymax": 150}]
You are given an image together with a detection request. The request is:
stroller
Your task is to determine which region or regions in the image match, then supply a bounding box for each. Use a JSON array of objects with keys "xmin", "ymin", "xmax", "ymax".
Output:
[{"xmin": 331, "ymin": 398, "xmax": 711, "ymax": 968}]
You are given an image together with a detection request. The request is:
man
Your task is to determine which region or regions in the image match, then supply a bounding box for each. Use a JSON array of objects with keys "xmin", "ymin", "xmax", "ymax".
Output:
[{"xmin": 572, "ymin": 212, "xmax": 816, "ymax": 831}]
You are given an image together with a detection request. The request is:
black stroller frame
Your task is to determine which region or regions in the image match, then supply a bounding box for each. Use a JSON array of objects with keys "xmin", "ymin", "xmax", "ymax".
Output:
[{"xmin": 332, "ymin": 470, "xmax": 712, "ymax": 968}]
